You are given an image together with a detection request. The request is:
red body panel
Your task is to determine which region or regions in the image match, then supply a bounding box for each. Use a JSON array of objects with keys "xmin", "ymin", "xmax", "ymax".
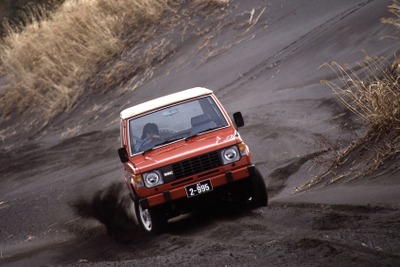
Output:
[{"xmin": 120, "ymin": 89, "xmax": 253, "ymax": 208}]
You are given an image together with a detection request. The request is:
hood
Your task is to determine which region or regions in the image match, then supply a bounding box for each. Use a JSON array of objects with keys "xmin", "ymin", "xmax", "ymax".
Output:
[{"xmin": 131, "ymin": 128, "xmax": 239, "ymax": 172}]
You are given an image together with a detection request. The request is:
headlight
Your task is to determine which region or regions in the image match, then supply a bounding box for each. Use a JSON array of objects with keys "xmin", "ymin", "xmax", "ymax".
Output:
[
  {"xmin": 221, "ymin": 146, "xmax": 240, "ymax": 165},
  {"xmin": 143, "ymin": 171, "xmax": 164, "ymax": 188}
]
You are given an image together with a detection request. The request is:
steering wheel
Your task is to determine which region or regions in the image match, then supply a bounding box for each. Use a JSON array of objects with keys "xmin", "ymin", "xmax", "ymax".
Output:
[{"xmin": 139, "ymin": 136, "xmax": 163, "ymax": 151}]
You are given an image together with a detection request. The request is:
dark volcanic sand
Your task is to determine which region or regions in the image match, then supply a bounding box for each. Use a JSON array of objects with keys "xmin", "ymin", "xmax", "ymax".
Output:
[{"xmin": 1, "ymin": 0, "xmax": 400, "ymax": 266}]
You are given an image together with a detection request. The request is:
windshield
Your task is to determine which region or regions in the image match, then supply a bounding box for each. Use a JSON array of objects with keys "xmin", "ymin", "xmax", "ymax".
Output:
[{"xmin": 128, "ymin": 96, "xmax": 229, "ymax": 154}]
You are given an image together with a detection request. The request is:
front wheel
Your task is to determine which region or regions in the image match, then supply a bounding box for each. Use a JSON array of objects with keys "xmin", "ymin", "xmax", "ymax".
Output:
[
  {"xmin": 250, "ymin": 167, "xmax": 268, "ymax": 207},
  {"xmin": 134, "ymin": 201, "xmax": 167, "ymax": 234}
]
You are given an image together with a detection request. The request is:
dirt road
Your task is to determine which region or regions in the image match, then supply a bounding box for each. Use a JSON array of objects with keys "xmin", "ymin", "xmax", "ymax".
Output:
[{"xmin": 1, "ymin": 0, "xmax": 400, "ymax": 266}]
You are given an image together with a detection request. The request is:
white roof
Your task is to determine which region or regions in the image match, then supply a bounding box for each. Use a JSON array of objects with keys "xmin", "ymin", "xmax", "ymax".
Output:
[{"xmin": 120, "ymin": 87, "xmax": 213, "ymax": 119}]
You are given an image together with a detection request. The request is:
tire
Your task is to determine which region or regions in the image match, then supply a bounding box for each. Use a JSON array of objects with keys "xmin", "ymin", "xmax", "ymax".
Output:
[
  {"xmin": 134, "ymin": 200, "xmax": 167, "ymax": 234},
  {"xmin": 250, "ymin": 167, "xmax": 268, "ymax": 207}
]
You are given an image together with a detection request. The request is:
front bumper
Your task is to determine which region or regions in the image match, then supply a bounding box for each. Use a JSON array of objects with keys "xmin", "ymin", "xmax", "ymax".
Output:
[{"xmin": 139, "ymin": 164, "xmax": 256, "ymax": 209}]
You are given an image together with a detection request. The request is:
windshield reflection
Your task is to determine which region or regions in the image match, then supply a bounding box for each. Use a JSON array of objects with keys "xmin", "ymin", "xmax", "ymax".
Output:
[{"xmin": 128, "ymin": 96, "xmax": 228, "ymax": 154}]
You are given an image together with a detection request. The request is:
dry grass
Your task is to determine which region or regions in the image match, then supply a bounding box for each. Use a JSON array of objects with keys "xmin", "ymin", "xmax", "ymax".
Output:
[
  {"xmin": 301, "ymin": 56, "xmax": 400, "ymax": 189},
  {"xmin": 381, "ymin": 0, "xmax": 400, "ymax": 29},
  {"xmin": 323, "ymin": 55, "xmax": 400, "ymax": 133},
  {"xmin": 0, "ymin": 0, "xmax": 171, "ymax": 119},
  {"xmin": 299, "ymin": 1, "xmax": 400, "ymax": 190},
  {"xmin": 0, "ymin": 0, "xmax": 230, "ymax": 121}
]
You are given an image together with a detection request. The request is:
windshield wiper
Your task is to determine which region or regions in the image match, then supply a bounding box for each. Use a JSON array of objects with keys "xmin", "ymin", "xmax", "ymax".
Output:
[
  {"xmin": 141, "ymin": 146, "xmax": 156, "ymax": 154},
  {"xmin": 141, "ymin": 137, "xmax": 184, "ymax": 153},
  {"xmin": 157, "ymin": 137, "xmax": 184, "ymax": 146},
  {"xmin": 185, "ymin": 128, "xmax": 215, "ymax": 140},
  {"xmin": 142, "ymin": 130, "xmax": 215, "ymax": 153}
]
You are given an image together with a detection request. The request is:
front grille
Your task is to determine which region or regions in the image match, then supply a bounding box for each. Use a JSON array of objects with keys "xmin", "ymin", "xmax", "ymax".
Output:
[{"xmin": 172, "ymin": 151, "xmax": 222, "ymax": 179}]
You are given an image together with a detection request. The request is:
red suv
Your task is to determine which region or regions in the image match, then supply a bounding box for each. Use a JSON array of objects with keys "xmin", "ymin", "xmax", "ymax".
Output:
[{"xmin": 118, "ymin": 87, "xmax": 268, "ymax": 233}]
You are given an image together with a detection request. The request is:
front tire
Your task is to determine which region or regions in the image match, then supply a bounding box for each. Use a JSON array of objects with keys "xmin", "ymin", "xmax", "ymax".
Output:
[
  {"xmin": 250, "ymin": 167, "xmax": 268, "ymax": 207},
  {"xmin": 134, "ymin": 201, "xmax": 167, "ymax": 234}
]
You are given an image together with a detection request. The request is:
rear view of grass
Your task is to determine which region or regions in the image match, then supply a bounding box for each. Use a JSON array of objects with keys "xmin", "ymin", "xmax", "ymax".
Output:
[
  {"xmin": 301, "ymin": 1, "xmax": 400, "ymax": 189},
  {"xmin": 0, "ymin": 0, "xmax": 170, "ymax": 118}
]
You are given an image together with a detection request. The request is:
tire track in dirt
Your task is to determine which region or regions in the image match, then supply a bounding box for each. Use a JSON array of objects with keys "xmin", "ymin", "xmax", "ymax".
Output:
[
  {"xmin": 218, "ymin": 0, "xmax": 376, "ymax": 96},
  {"xmin": 268, "ymin": 150, "xmax": 326, "ymax": 197}
]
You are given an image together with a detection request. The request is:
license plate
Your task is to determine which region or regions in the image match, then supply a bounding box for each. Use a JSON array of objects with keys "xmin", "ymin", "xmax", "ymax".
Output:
[{"xmin": 185, "ymin": 180, "xmax": 213, "ymax": 198}]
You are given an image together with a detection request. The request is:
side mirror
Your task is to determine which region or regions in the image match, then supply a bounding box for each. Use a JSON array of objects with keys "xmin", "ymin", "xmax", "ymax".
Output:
[
  {"xmin": 118, "ymin": 147, "xmax": 129, "ymax": 163},
  {"xmin": 233, "ymin": 112, "xmax": 244, "ymax": 128}
]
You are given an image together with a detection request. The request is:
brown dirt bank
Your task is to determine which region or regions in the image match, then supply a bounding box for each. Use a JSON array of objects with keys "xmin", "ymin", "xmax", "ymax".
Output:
[{"xmin": 1, "ymin": 0, "xmax": 400, "ymax": 266}]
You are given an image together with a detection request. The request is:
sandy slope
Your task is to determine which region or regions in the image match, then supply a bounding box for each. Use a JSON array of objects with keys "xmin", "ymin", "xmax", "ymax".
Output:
[{"xmin": 1, "ymin": 0, "xmax": 400, "ymax": 266}]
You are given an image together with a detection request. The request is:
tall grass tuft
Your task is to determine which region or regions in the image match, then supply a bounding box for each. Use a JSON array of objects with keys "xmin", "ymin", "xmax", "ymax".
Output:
[
  {"xmin": 306, "ymin": 57, "xmax": 400, "ymax": 185},
  {"xmin": 300, "ymin": 1, "xmax": 400, "ymax": 189},
  {"xmin": 381, "ymin": 0, "xmax": 400, "ymax": 29},
  {"xmin": 0, "ymin": 0, "xmax": 170, "ymax": 118},
  {"xmin": 322, "ymin": 56, "xmax": 400, "ymax": 134}
]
